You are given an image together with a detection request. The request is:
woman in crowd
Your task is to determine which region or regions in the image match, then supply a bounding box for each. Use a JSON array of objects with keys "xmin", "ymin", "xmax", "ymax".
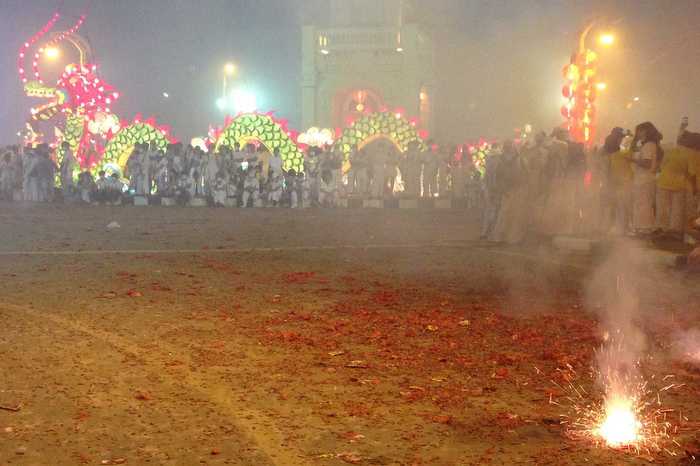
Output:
[
  {"xmin": 608, "ymin": 134, "xmax": 634, "ymax": 235},
  {"xmin": 596, "ymin": 128, "xmax": 625, "ymax": 234},
  {"xmin": 490, "ymin": 141, "xmax": 529, "ymax": 244},
  {"xmin": 630, "ymin": 122, "xmax": 663, "ymax": 236}
]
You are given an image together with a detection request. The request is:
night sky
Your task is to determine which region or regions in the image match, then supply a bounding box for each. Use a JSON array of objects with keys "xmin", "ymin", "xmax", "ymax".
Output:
[{"xmin": 1, "ymin": 0, "xmax": 699, "ymax": 145}]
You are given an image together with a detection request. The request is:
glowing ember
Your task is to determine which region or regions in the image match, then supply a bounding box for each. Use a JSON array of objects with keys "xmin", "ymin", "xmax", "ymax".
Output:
[{"xmin": 596, "ymin": 396, "xmax": 642, "ymax": 447}]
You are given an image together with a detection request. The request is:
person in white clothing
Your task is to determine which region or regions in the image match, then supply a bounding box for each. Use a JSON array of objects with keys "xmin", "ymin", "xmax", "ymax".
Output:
[
  {"xmin": 630, "ymin": 122, "xmax": 663, "ymax": 235},
  {"xmin": 242, "ymin": 163, "xmax": 261, "ymax": 207},
  {"xmin": 0, "ymin": 151, "xmax": 15, "ymax": 201},
  {"xmin": 59, "ymin": 142, "xmax": 77, "ymax": 198},
  {"xmin": 267, "ymin": 148, "xmax": 284, "ymax": 206}
]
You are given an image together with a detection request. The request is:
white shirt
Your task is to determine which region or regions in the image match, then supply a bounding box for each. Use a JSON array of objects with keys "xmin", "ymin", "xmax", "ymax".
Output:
[
  {"xmin": 269, "ymin": 156, "xmax": 283, "ymax": 176},
  {"xmin": 632, "ymin": 142, "xmax": 656, "ymax": 185}
]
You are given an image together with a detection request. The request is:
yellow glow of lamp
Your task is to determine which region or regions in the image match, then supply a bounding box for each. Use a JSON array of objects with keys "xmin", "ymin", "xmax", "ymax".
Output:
[
  {"xmin": 599, "ymin": 33, "xmax": 615, "ymax": 46},
  {"xmin": 44, "ymin": 47, "xmax": 60, "ymax": 59},
  {"xmin": 596, "ymin": 82, "xmax": 607, "ymax": 91},
  {"xmin": 224, "ymin": 63, "xmax": 236, "ymax": 76}
]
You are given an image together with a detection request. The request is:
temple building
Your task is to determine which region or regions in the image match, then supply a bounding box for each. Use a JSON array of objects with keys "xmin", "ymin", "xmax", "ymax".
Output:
[{"xmin": 301, "ymin": 0, "xmax": 436, "ymax": 133}]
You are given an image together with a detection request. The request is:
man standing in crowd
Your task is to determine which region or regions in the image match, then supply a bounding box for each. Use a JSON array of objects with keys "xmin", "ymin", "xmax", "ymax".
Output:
[{"xmin": 59, "ymin": 142, "xmax": 77, "ymax": 200}]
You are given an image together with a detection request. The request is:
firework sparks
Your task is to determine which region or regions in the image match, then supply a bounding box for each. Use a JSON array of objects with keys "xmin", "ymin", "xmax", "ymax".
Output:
[
  {"xmin": 596, "ymin": 394, "xmax": 641, "ymax": 447},
  {"xmin": 556, "ymin": 358, "xmax": 678, "ymax": 456}
]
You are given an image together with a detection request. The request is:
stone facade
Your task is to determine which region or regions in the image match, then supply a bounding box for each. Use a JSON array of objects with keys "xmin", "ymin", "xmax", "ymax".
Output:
[{"xmin": 301, "ymin": 1, "xmax": 435, "ymax": 133}]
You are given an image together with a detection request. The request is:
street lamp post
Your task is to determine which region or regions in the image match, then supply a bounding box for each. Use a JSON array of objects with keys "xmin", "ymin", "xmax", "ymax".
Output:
[
  {"xmin": 43, "ymin": 32, "xmax": 92, "ymax": 68},
  {"xmin": 223, "ymin": 62, "xmax": 236, "ymax": 102}
]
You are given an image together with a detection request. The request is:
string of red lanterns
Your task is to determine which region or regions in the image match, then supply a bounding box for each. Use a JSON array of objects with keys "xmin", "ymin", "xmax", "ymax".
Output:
[
  {"xmin": 33, "ymin": 14, "xmax": 87, "ymax": 84},
  {"xmin": 561, "ymin": 50, "xmax": 599, "ymax": 146},
  {"xmin": 18, "ymin": 11, "xmax": 60, "ymax": 84}
]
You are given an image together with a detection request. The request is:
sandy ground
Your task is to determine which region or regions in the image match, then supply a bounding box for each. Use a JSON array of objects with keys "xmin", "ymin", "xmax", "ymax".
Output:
[{"xmin": 0, "ymin": 202, "xmax": 699, "ymax": 466}]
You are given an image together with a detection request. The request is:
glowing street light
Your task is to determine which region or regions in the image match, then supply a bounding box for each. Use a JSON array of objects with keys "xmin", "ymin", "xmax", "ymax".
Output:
[
  {"xmin": 599, "ymin": 33, "xmax": 616, "ymax": 46},
  {"xmin": 44, "ymin": 47, "xmax": 60, "ymax": 59},
  {"xmin": 596, "ymin": 82, "xmax": 608, "ymax": 91},
  {"xmin": 633, "ymin": 96, "xmax": 640, "ymax": 102}
]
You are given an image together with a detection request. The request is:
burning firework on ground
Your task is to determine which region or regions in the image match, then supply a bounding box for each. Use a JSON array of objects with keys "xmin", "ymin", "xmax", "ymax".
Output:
[{"xmin": 553, "ymin": 349, "xmax": 682, "ymax": 456}]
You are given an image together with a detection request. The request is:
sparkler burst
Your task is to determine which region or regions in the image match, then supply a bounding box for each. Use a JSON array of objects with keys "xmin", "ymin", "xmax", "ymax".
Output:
[
  {"xmin": 555, "ymin": 350, "xmax": 679, "ymax": 457},
  {"xmin": 596, "ymin": 395, "xmax": 641, "ymax": 447}
]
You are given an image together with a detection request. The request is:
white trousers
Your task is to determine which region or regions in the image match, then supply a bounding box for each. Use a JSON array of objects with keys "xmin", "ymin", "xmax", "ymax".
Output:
[{"xmin": 632, "ymin": 181, "xmax": 656, "ymax": 232}]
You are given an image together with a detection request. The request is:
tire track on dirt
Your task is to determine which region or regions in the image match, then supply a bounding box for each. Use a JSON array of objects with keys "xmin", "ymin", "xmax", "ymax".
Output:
[
  {"xmin": 0, "ymin": 242, "xmax": 479, "ymax": 256},
  {"xmin": 1, "ymin": 301, "xmax": 311, "ymax": 466}
]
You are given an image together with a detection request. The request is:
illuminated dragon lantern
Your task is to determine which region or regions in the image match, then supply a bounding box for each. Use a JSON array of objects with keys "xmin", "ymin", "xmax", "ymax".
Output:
[{"xmin": 18, "ymin": 7, "xmax": 122, "ymax": 169}]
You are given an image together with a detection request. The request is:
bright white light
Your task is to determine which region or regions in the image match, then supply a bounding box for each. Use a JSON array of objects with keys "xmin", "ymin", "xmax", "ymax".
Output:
[
  {"xmin": 633, "ymin": 96, "xmax": 640, "ymax": 102},
  {"xmin": 596, "ymin": 398, "xmax": 641, "ymax": 447},
  {"xmin": 190, "ymin": 137, "xmax": 209, "ymax": 152},
  {"xmin": 162, "ymin": 92, "xmax": 169, "ymax": 98},
  {"xmin": 599, "ymin": 33, "xmax": 615, "ymax": 46},
  {"xmin": 216, "ymin": 97, "xmax": 226, "ymax": 110},
  {"xmin": 224, "ymin": 63, "xmax": 236, "ymax": 76},
  {"xmin": 230, "ymin": 89, "xmax": 257, "ymax": 113},
  {"xmin": 44, "ymin": 47, "xmax": 59, "ymax": 59},
  {"xmin": 396, "ymin": 47, "xmax": 404, "ymax": 53},
  {"xmin": 298, "ymin": 127, "xmax": 334, "ymax": 147},
  {"xmin": 320, "ymin": 49, "xmax": 329, "ymax": 55}
]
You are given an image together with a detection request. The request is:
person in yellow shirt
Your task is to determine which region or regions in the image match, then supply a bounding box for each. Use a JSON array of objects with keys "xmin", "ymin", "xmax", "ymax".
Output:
[
  {"xmin": 655, "ymin": 146, "xmax": 690, "ymax": 237},
  {"xmin": 680, "ymin": 130, "xmax": 700, "ymax": 234},
  {"xmin": 597, "ymin": 127, "xmax": 626, "ymax": 234},
  {"xmin": 608, "ymin": 148, "xmax": 633, "ymax": 235}
]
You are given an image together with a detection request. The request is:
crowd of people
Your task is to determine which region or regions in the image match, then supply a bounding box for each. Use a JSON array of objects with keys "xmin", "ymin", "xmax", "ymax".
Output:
[
  {"xmin": 0, "ymin": 138, "xmax": 478, "ymax": 209},
  {"xmin": 479, "ymin": 119, "xmax": 700, "ymax": 244},
  {"xmin": 2, "ymin": 119, "xmax": 700, "ymax": 245}
]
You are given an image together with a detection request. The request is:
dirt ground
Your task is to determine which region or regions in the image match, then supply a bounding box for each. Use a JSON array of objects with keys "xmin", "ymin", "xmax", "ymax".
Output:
[{"xmin": 0, "ymin": 203, "xmax": 698, "ymax": 466}]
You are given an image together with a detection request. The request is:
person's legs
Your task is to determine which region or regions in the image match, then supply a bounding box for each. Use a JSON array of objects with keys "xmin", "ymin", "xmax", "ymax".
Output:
[
  {"xmin": 670, "ymin": 190, "xmax": 686, "ymax": 234},
  {"xmin": 348, "ymin": 170, "xmax": 357, "ymax": 194},
  {"xmin": 613, "ymin": 187, "xmax": 632, "ymax": 235},
  {"xmin": 633, "ymin": 182, "xmax": 656, "ymax": 233},
  {"xmin": 481, "ymin": 192, "xmax": 500, "ymax": 239},
  {"xmin": 686, "ymin": 192, "xmax": 698, "ymax": 234},
  {"xmin": 655, "ymin": 187, "xmax": 672, "ymax": 231}
]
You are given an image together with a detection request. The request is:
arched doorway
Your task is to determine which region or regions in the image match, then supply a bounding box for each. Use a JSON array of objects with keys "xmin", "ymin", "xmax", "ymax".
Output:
[{"xmin": 332, "ymin": 88, "xmax": 385, "ymax": 129}]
